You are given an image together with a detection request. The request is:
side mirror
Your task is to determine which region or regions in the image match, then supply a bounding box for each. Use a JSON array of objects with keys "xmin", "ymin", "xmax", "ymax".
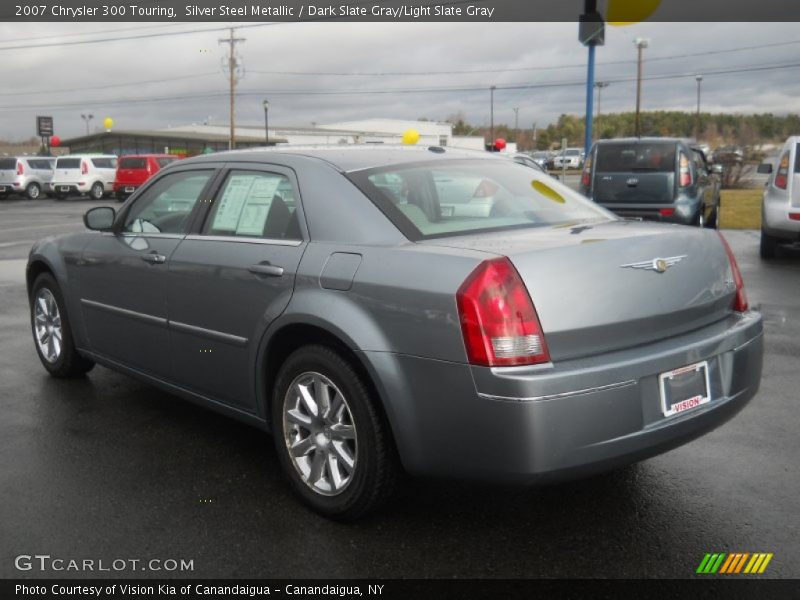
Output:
[
  {"xmin": 711, "ymin": 164, "xmax": 724, "ymax": 175},
  {"xmin": 84, "ymin": 207, "xmax": 115, "ymax": 231},
  {"xmin": 757, "ymin": 163, "xmax": 773, "ymax": 174}
]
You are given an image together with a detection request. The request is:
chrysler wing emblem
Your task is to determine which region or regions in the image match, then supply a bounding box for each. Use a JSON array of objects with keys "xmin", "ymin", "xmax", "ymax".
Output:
[{"xmin": 621, "ymin": 255, "xmax": 686, "ymax": 273}]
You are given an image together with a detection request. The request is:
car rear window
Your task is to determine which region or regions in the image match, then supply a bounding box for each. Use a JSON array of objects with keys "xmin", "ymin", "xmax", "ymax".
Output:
[
  {"xmin": 157, "ymin": 157, "xmax": 178, "ymax": 168},
  {"xmin": 0, "ymin": 158, "xmax": 17, "ymax": 170},
  {"xmin": 349, "ymin": 159, "xmax": 611, "ymax": 240},
  {"xmin": 119, "ymin": 157, "xmax": 147, "ymax": 169},
  {"xmin": 595, "ymin": 143, "xmax": 676, "ymax": 172},
  {"xmin": 91, "ymin": 158, "xmax": 117, "ymax": 169},
  {"xmin": 796, "ymin": 144, "xmax": 800, "ymax": 172},
  {"xmin": 56, "ymin": 158, "xmax": 81, "ymax": 169}
]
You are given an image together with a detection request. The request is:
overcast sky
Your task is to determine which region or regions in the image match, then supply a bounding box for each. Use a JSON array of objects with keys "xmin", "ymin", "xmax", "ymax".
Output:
[{"xmin": 1, "ymin": 21, "xmax": 799, "ymax": 140}]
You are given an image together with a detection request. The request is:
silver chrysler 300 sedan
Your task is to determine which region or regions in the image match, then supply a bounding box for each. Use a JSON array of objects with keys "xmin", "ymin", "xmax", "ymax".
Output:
[{"xmin": 27, "ymin": 146, "xmax": 763, "ymax": 519}]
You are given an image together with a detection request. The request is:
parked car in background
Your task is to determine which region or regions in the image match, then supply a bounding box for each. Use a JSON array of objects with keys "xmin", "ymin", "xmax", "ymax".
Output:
[
  {"xmin": 552, "ymin": 147, "xmax": 584, "ymax": 169},
  {"xmin": 0, "ymin": 156, "xmax": 55, "ymax": 200},
  {"xmin": 509, "ymin": 153, "xmax": 553, "ymax": 177},
  {"xmin": 757, "ymin": 136, "xmax": 800, "ymax": 258},
  {"xmin": 581, "ymin": 137, "xmax": 722, "ymax": 228},
  {"xmin": 51, "ymin": 154, "xmax": 118, "ymax": 200},
  {"xmin": 714, "ymin": 145, "xmax": 744, "ymax": 164},
  {"xmin": 530, "ymin": 151, "xmax": 550, "ymax": 168},
  {"xmin": 114, "ymin": 154, "xmax": 180, "ymax": 201},
  {"xmin": 28, "ymin": 145, "xmax": 762, "ymax": 519}
]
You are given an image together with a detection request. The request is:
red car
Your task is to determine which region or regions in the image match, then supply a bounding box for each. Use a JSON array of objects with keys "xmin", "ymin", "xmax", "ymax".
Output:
[{"xmin": 113, "ymin": 154, "xmax": 179, "ymax": 200}]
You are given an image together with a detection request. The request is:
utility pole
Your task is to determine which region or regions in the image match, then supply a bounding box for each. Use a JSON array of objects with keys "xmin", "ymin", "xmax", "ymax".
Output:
[
  {"xmin": 489, "ymin": 85, "xmax": 496, "ymax": 149},
  {"xmin": 513, "ymin": 107, "xmax": 519, "ymax": 146},
  {"xmin": 634, "ymin": 38, "xmax": 649, "ymax": 138},
  {"xmin": 219, "ymin": 28, "xmax": 245, "ymax": 150},
  {"xmin": 695, "ymin": 74, "xmax": 703, "ymax": 140},
  {"xmin": 594, "ymin": 81, "xmax": 609, "ymax": 141}
]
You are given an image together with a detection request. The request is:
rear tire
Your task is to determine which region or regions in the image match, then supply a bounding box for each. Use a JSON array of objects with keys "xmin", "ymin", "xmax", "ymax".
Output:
[
  {"xmin": 30, "ymin": 273, "xmax": 95, "ymax": 378},
  {"xmin": 760, "ymin": 229, "xmax": 779, "ymax": 259},
  {"xmin": 116, "ymin": 192, "xmax": 129, "ymax": 202},
  {"xmin": 89, "ymin": 182, "xmax": 105, "ymax": 200},
  {"xmin": 695, "ymin": 207, "xmax": 706, "ymax": 228},
  {"xmin": 25, "ymin": 182, "xmax": 41, "ymax": 200},
  {"xmin": 271, "ymin": 344, "xmax": 398, "ymax": 520},
  {"xmin": 705, "ymin": 199, "xmax": 720, "ymax": 229}
]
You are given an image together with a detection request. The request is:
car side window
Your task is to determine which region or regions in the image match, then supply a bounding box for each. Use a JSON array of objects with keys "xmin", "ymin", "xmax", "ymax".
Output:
[
  {"xmin": 203, "ymin": 171, "xmax": 302, "ymax": 241},
  {"xmin": 122, "ymin": 170, "xmax": 212, "ymax": 235},
  {"xmin": 692, "ymin": 150, "xmax": 707, "ymax": 174}
]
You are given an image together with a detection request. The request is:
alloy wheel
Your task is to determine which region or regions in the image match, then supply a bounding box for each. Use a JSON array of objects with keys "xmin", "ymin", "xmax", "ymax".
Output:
[
  {"xmin": 33, "ymin": 288, "xmax": 63, "ymax": 363},
  {"xmin": 282, "ymin": 371, "xmax": 358, "ymax": 496}
]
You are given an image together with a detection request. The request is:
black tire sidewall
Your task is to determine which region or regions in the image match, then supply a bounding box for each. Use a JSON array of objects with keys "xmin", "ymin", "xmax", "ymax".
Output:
[
  {"xmin": 26, "ymin": 183, "xmax": 40, "ymax": 200},
  {"xmin": 91, "ymin": 183, "xmax": 104, "ymax": 200},
  {"xmin": 271, "ymin": 345, "xmax": 389, "ymax": 519}
]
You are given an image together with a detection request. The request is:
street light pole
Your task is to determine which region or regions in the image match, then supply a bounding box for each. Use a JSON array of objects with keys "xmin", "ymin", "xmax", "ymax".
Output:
[
  {"xmin": 80, "ymin": 113, "xmax": 94, "ymax": 136},
  {"xmin": 489, "ymin": 85, "xmax": 496, "ymax": 150},
  {"xmin": 695, "ymin": 75, "xmax": 703, "ymax": 140},
  {"xmin": 264, "ymin": 98, "xmax": 269, "ymax": 146},
  {"xmin": 634, "ymin": 38, "xmax": 649, "ymax": 138},
  {"xmin": 594, "ymin": 82, "xmax": 609, "ymax": 141}
]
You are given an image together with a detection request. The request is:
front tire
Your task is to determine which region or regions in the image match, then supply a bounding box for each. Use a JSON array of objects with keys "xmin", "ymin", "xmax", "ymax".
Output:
[
  {"xmin": 271, "ymin": 345, "xmax": 398, "ymax": 520},
  {"xmin": 89, "ymin": 182, "xmax": 105, "ymax": 200},
  {"xmin": 25, "ymin": 182, "xmax": 41, "ymax": 200},
  {"xmin": 30, "ymin": 273, "xmax": 95, "ymax": 378},
  {"xmin": 760, "ymin": 229, "xmax": 779, "ymax": 259}
]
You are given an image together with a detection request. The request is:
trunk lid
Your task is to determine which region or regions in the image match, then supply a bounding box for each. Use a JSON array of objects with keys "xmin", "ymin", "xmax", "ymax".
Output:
[{"xmin": 421, "ymin": 221, "xmax": 736, "ymax": 361}]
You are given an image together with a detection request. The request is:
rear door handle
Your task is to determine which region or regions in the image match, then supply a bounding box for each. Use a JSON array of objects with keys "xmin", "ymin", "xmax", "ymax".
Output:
[
  {"xmin": 141, "ymin": 253, "xmax": 166, "ymax": 264},
  {"xmin": 249, "ymin": 264, "xmax": 284, "ymax": 277}
]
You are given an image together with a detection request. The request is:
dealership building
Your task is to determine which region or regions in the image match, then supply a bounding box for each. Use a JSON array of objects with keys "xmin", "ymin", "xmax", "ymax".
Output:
[{"xmin": 59, "ymin": 119, "xmax": 499, "ymax": 156}]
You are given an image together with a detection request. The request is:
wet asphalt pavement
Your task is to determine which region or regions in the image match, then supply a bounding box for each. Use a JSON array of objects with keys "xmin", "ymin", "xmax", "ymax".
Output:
[{"xmin": 0, "ymin": 196, "xmax": 798, "ymax": 579}]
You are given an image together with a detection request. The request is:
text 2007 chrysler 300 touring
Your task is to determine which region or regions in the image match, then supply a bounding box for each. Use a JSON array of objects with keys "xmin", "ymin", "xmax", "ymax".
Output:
[{"xmin": 27, "ymin": 146, "xmax": 763, "ymax": 519}]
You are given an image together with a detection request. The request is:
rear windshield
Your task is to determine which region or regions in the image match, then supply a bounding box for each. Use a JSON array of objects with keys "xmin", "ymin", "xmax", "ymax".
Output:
[
  {"xmin": 27, "ymin": 159, "xmax": 54, "ymax": 170},
  {"xmin": 56, "ymin": 158, "xmax": 81, "ymax": 169},
  {"xmin": 565, "ymin": 149, "xmax": 581, "ymax": 156},
  {"xmin": 796, "ymin": 144, "xmax": 800, "ymax": 171},
  {"xmin": 91, "ymin": 158, "xmax": 117, "ymax": 169},
  {"xmin": 156, "ymin": 157, "xmax": 178, "ymax": 168},
  {"xmin": 119, "ymin": 157, "xmax": 147, "ymax": 169},
  {"xmin": 349, "ymin": 159, "xmax": 611, "ymax": 240},
  {"xmin": 595, "ymin": 143, "xmax": 676, "ymax": 172},
  {"xmin": 0, "ymin": 158, "xmax": 17, "ymax": 170}
]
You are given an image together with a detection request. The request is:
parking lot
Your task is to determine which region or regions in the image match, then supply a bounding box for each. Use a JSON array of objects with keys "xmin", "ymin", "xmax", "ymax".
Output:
[{"xmin": 0, "ymin": 195, "xmax": 798, "ymax": 579}]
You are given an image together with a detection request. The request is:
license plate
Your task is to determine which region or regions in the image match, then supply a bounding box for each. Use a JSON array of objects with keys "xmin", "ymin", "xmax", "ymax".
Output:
[
  {"xmin": 59, "ymin": 186, "xmax": 70, "ymax": 192},
  {"xmin": 124, "ymin": 186, "xmax": 135, "ymax": 193},
  {"xmin": 659, "ymin": 361, "xmax": 711, "ymax": 417},
  {"xmin": 0, "ymin": 186, "xmax": 6, "ymax": 193}
]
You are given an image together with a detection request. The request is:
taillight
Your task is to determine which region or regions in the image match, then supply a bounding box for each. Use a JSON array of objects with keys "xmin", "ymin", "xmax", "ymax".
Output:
[
  {"xmin": 581, "ymin": 153, "xmax": 593, "ymax": 188},
  {"xmin": 16, "ymin": 162, "xmax": 23, "ymax": 175},
  {"xmin": 81, "ymin": 161, "xmax": 88, "ymax": 175},
  {"xmin": 775, "ymin": 152, "xmax": 790, "ymax": 190},
  {"xmin": 717, "ymin": 232, "xmax": 748, "ymax": 312},
  {"xmin": 659, "ymin": 208, "xmax": 675, "ymax": 217},
  {"xmin": 456, "ymin": 258, "xmax": 550, "ymax": 366},
  {"xmin": 789, "ymin": 213, "xmax": 800, "ymax": 221},
  {"xmin": 679, "ymin": 152, "xmax": 693, "ymax": 187}
]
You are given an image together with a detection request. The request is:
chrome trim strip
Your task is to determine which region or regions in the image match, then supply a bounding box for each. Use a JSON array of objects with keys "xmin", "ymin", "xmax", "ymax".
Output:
[
  {"xmin": 184, "ymin": 234, "xmax": 302, "ymax": 247},
  {"xmin": 168, "ymin": 319, "xmax": 249, "ymax": 347},
  {"xmin": 478, "ymin": 380, "xmax": 637, "ymax": 403},
  {"xmin": 101, "ymin": 232, "xmax": 186, "ymax": 240},
  {"xmin": 80, "ymin": 298, "xmax": 167, "ymax": 326}
]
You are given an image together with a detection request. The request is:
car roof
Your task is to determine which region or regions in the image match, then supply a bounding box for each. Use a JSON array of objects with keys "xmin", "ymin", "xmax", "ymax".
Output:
[
  {"xmin": 119, "ymin": 154, "xmax": 176, "ymax": 158},
  {"xmin": 595, "ymin": 137, "xmax": 684, "ymax": 145},
  {"xmin": 181, "ymin": 145, "xmax": 501, "ymax": 173},
  {"xmin": 56, "ymin": 154, "xmax": 117, "ymax": 158}
]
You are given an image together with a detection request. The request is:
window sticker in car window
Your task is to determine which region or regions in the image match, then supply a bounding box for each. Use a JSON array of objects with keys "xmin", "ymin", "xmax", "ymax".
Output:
[{"xmin": 211, "ymin": 173, "xmax": 283, "ymax": 235}]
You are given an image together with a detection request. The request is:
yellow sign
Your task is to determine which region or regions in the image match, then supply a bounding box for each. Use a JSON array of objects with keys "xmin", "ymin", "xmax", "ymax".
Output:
[{"xmin": 607, "ymin": 0, "xmax": 662, "ymax": 25}]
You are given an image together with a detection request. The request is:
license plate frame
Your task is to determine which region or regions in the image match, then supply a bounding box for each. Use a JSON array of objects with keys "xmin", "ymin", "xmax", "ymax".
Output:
[
  {"xmin": 124, "ymin": 186, "xmax": 135, "ymax": 193},
  {"xmin": 659, "ymin": 360, "xmax": 711, "ymax": 417},
  {"xmin": 0, "ymin": 185, "xmax": 6, "ymax": 193},
  {"xmin": 59, "ymin": 186, "xmax": 70, "ymax": 193}
]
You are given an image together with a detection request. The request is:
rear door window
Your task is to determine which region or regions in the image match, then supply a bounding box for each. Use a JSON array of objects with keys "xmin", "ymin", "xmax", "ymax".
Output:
[
  {"xmin": 595, "ymin": 143, "xmax": 676, "ymax": 172},
  {"xmin": 795, "ymin": 144, "xmax": 800, "ymax": 172},
  {"xmin": 91, "ymin": 158, "xmax": 117, "ymax": 169},
  {"xmin": 0, "ymin": 158, "xmax": 18, "ymax": 170}
]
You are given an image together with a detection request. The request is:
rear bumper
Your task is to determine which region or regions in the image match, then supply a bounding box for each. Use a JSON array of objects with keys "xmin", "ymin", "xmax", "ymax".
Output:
[
  {"xmin": 367, "ymin": 310, "xmax": 763, "ymax": 483},
  {"xmin": 113, "ymin": 182, "xmax": 140, "ymax": 194},
  {"xmin": 763, "ymin": 198, "xmax": 800, "ymax": 239},
  {"xmin": 51, "ymin": 182, "xmax": 88, "ymax": 194},
  {"xmin": 594, "ymin": 202, "xmax": 698, "ymax": 226}
]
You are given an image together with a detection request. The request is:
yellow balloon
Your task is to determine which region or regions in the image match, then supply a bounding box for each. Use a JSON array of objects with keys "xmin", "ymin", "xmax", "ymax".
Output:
[
  {"xmin": 103, "ymin": 117, "xmax": 114, "ymax": 130},
  {"xmin": 401, "ymin": 129, "xmax": 420, "ymax": 145},
  {"xmin": 608, "ymin": 0, "xmax": 661, "ymax": 25}
]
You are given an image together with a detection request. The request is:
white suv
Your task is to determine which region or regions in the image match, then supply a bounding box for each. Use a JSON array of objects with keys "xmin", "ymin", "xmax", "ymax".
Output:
[
  {"xmin": 52, "ymin": 154, "xmax": 118, "ymax": 200},
  {"xmin": 0, "ymin": 156, "xmax": 55, "ymax": 200},
  {"xmin": 758, "ymin": 136, "xmax": 800, "ymax": 258},
  {"xmin": 552, "ymin": 147, "xmax": 585, "ymax": 169}
]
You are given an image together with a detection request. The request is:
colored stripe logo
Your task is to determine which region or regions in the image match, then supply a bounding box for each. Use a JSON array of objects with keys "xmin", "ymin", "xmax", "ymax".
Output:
[{"xmin": 696, "ymin": 553, "xmax": 773, "ymax": 574}]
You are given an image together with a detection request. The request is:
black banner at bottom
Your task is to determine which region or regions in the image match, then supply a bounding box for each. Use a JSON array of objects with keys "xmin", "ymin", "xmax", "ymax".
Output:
[{"xmin": 2, "ymin": 579, "xmax": 797, "ymax": 600}]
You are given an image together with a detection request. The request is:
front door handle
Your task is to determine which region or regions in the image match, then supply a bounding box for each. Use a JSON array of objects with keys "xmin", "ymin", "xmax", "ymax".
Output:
[
  {"xmin": 141, "ymin": 253, "xmax": 166, "ymax": 264},
  {"xmin": 249, "ymin": 264, "xmax": 284, "ymax": 277}
]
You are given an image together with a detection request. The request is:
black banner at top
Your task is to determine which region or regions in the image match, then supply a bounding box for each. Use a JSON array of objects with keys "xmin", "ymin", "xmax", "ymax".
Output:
[{"xmin": 2, "ymin": 0, "xmax": 800, "ymax": 22}]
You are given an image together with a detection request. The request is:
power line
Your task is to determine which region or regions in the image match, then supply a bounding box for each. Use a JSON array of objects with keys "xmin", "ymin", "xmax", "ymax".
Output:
[
  {"xmin": 0, "ymin": 72, "xmax": 219, "ymax": 97},
  {"xmin": 0, "ymin": 22, "xmax": 201, "ymax": 44}
]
